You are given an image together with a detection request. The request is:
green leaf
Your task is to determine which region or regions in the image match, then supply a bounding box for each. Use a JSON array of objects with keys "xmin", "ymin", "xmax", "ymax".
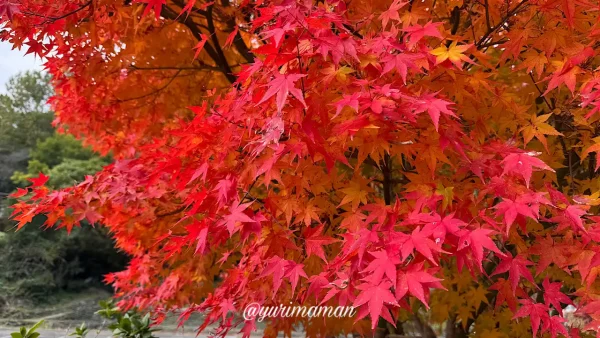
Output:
[{"xmin": 27, "ymin": 320, "xmax": 44, "ymax": 335}]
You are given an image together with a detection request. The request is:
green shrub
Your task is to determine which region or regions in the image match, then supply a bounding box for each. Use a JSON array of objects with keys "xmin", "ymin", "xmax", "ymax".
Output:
[
  {"xmin": 0, "ymin": 217, "xmax": 127, "ymax": 301},
  {"xmin": 95, "ymin": 300, "xmax": 159, "ymax": 338},
  {"xmin": 69, "ymin": 323, "xmax": 89, "ymax": 338},
  {"xmin": 10, "ymin": 320, "xmax": 44, "ymax": 338}
]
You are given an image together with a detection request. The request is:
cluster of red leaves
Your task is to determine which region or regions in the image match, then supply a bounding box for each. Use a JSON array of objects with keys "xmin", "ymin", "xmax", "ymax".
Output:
[{"xmin": 4, "ymin": 0, "xmax": 600, "ymax": 337}]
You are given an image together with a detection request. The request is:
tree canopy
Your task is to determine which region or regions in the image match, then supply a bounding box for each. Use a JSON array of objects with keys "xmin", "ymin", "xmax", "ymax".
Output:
[
  {"xmin": 0, "ymin": 71, "xmax": 124, "ymax": 302},
  {"xmin": 3, "ymin": 0, "xmax": 600, "ymax": 337},
  {"xmin": 0, "ymin": 71, "xmax": 54, "ymax": 194}
]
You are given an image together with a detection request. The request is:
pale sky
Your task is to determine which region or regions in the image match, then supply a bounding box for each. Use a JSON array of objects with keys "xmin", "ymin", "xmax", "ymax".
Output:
[{"xmin": 0, "ymin": 41, "xmax": 43, "ymax": 93}]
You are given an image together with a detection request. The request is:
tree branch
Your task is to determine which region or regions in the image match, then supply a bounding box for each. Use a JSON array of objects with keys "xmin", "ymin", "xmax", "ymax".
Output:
[
  {"xmin": 156, "ymin": 205, "xmax": 187, "ymax": 218},
  {"xmin": 116, "ymin": 70, "xmax": 182, "ymax": 102},
  {"xmin": 28, "ymin": 0, "xmax": 92, "ymax": 23},
  {"xmin": 476, "ymin": 0, "xmax": 529, "ymax": 48},
  {"xmin": 206, "ymin": 4, "xmax": 237, "ymax": 83},
  {"xmin": 129, "ymin": 64, "xmax": 222, "ymax": 72},
  {"xmin": 483, "ymin": 0, "xmax": 492, "ymax": 31},
  {"xmin": 218, "ymin": 0, "xmax": 256, "ymax": 63},
  {"xmin": 382, "ymin": 153, "xmax": 393, "ymax": 205},
  {"xmin": 162, "ymin": 6, "xmax": 237, "ymax": 83}
]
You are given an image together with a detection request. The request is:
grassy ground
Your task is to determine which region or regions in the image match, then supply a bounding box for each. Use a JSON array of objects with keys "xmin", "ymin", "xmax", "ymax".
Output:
[
  {"xmin": 0, "ymin": 288, "xmax": 209, "ymax": 329},
  {"xmin": 0, "ymin": 287, "xmax": 112, "ymax": 328},
  {"xmin": 0, "ymin": 288, "xmax": 310, "ymax": 337},
  {"xmin": 0, "ymin": 288, "xmax": 213, "ymax": 337}
]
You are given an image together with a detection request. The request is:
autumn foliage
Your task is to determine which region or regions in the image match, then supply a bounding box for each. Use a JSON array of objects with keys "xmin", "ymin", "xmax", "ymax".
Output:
[{"xmin": 4, "ymin": 0, "xmax": 600, "ymax": 336}]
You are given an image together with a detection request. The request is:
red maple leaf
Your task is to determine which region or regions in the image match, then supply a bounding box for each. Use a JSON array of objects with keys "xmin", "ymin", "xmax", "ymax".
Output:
[
  {"xmin": 543, "ymin": 315, "xmax": 569, "ymax": 338},
  {"xmin": 513, "ymin": 299, "xmax": 550, "ymax": 337},
  {"xmin": 341, "ymin": 228, "xmax": 379, "ymax": 265},
  {"xmin": 303, "ymin": 224, "xmax": 337, "ymax": 262},
  {"xmin": 193, "ymin": 34, "xmax": 209, "ymax": 60},
  {"xmin": 0, "ymin": 0, "xmax": 19, "ymax": 20},
  {"xmin": 489, "ymin": 278, "xmax": 527, "ymax": 311},
  {"xmin": 494, "ymin": 196, "xmax": 539, "ymax": 235},
  {"xmin": 492, "ymin": 255, "xmax": 536, "ymax": 292},
  {"xmin": 11, "ymin": 187, "xmax": 29, "ymax": 198},
  {"xmin": 28, "ymin": 172, "xmax": 49, "ymax": 187},
  {"xmin": 306, "ymin": 272, "xmax": 329, "ymax": 301},
  {"xmin": 332, "ymin": 115, "xmax": 371, "ymax": 136},
  {"xmin": 398, "ymin": 226, "xmax": 445, "ymax": 265},
  {"xmin": 419, "ymin": 212, "xmax": 466, "ymax": 243},
  {"xmin": 529, "ymin": 235, "xmax": 571, "ymax": 275},
  {"xmin": 410, "ymin": 93, "xmax": 456, "ymax": 131},
  {"xmin": 361, "ymin": 250, "xmax": 400, "ymax": 285},
  {"xmin": 261, "ymin": 22, "xmax": 296, "ymax": 48},
  {"xmin": 563, "ymin": 205, "xmax": 587, "ymax": 232},
  {"xmin": 501, "ymin": 152, "xmax": 554, "ymax": 188},
  {"xmin": 395, "ymin": 263, "xmax": 443, "ymax": 308},
  {"xmin": 562, "ymin": 0, "xmax": 575, "ymax": 29},
  {"xmin": 402, "ymin": 21, "xmax": 443, "ymax": 47},
  {"xmin": 179, "ymin": 0, "xmax": 213, "ymax": 18},
  {"xmin": 285, "ymin": 262, "xmax": 307, "ymax": 296},
  {"xmin": 379, "ymin": 0, "xmax": 407, "ymax": 28},
  {"xmin": 353, "ymin": 281, "xmax": 399, "ymax": 330},
  {"xmin": 334, "ymin": 93, "xmax": 360, "ymax": 119},
  {"xmin": 224, "ymin": 26, "xmax": 239, "ymax": 48},
  {"xmin": 260, "ymin": 256, "xmax": 287, "ymax": 298},
  {"xmin": 542, "ymin": 278, "xmax": 573, "ymax": 315},
  {"xmin": 457, "ymin": 228, "xmax": 505, "ymax": 270},
  {"xmin": 239, "ymin": 319, "xmax": 257, "ymax": 337},
  {"xmin": 257, "ymin": 73, "xmax": 307, "ymax": 113},
  {"xmin": 381, "ymin": 53, "xmax": 422, "ymax": 84},
  {"xmin": 136, "ymin": 0, "xmax": 166, "ymax": 20},
  {"xmin": 219, "ymin": 201, "xmax": 255, "ymax": 235},
  {"xmin": 24, "ymin": 39, "xmax": 46, "ymax": 57},
  {"xmin": 186, "ymin": 221, "xmax": 209, "ymax": 254}
]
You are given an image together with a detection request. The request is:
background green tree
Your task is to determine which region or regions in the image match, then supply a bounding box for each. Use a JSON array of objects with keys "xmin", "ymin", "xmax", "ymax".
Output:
[
  {"xmin": 0, "ymin": 71, "xmax": 54, "ymax": 195},
  {"xmin": 11, "ymin": 134, "xmax": 109, "ymax": 188},
  {"xmin": 0, "ymin": 71, "xmax": 54, "ymax": 151},
  {"xmin": 0, "ymin": 71, "xmax": 125, "ymax": 307}
]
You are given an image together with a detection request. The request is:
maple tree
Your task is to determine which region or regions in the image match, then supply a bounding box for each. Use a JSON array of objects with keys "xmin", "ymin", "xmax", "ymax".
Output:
[{"xmin": 3, "ymin": 0, "xmax": 600, "ymax": 337}]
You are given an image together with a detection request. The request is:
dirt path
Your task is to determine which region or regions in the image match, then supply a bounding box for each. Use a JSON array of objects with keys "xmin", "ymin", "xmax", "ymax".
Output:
[
  {"xmin": 0, "ymin": 290, "xmax": 308, "ymax": 337},
  {"xmin": 0, "ymin": 326, "xmax": 309, "ymax": 338},
  {"xmin": 0, "ymin": 328, "xmax": 212, "ymax": 337},
  {"xmin": 0, "ymin": 327, "xmax": 275, "ymax": 338}
]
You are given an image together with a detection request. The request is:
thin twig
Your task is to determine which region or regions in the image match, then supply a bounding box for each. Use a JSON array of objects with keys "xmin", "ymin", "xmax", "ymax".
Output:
[
  {"xmin": 117, "ymin": 70, "xmax": 182, "ymax": 102},
  {"xmin": 484, "ymin": 0, "xmax": 492, "ymax": 31},
  {"xmin": 476, "ymin": 0, "xmax": 529, "ymax": 48},
  {"xmin": 130, "ymin": 64, "xmax": 223, "ymax": 72},
  {"xmin": 528, "ymin": 73, "xmax": 554, "ymax": 110},
  {"xmin": 25, "ymin": 1, "xmax": 92, "ymax": 24}
]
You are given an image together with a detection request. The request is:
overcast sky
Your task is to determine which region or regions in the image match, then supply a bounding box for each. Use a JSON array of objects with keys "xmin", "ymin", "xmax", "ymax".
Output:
[{"xmin": 0, "ymin": 41, "xmax": 43, "ymax": 93}]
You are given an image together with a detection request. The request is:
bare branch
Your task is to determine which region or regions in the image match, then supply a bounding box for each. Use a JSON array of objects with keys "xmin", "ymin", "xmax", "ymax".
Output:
[{"xmin": 116, "ymin": 70, "xmax": 182, "ymax": 102}]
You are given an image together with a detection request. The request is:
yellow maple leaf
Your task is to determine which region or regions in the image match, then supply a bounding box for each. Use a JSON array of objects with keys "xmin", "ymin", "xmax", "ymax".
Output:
[
  {"xmin": 300, "ymin": 202, "xmax": 321, "ymax": 226},
  {"xmin": 572, "ymin": 192, "xmax": 600, "ymax": 206},
  {"xmin": 360, "ymin": 54, "xmax": 380, "ymax": 70},
  {"xmin": 321, "ymin": 65, "xmax": 355, "ymax": 83},
  {"xmin": 476, "ymin": 329, "xmax": 507, "ymax": 338},
  {"xmin": 466, "ymin": 285, "xmax": 489, "ymax": 309},
  {"xmin": 453, "ymin": 269, "xmax": 474, "ymax": 292},
  {"xmin": 581, "ymin": 136, "xmax": 600, "ymax": 169},
  {"xmin": 430, "ymin": 42, "xmax": 474, "ymax": 68},
  {"xmin": 520, "ymin": 113, "xmax": 562, "ymax": 151},
  {"xmin": 436, "ymin": 184, "xmax": 454, "ymax": 211},
  {"xmin": 338, "ymin": 178, "xmax": 372, "ymax": 211},
  {"xmin": 457, "ymin": 306, "xmax": 473, "ymax": 329},
  {"xmin": 519, "ymin": 50, "xmax": 548, "ymax": 78}
]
